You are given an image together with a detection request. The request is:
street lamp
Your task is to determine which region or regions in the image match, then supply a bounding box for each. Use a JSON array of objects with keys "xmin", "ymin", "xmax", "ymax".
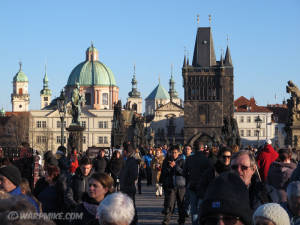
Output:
[
  {"xmin": 57, "ymin": 90, "xmax": 66, "ymax": 147},
  {"xmin": 255, "ymin": 115, "xmax": 263, "ymax": 147}
]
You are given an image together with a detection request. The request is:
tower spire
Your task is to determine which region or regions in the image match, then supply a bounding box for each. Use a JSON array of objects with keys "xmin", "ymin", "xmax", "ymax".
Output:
[
  {"xmin": 169, "ymin": 64, "xmax": 178, "ymax": 101},
  {"xmin": 128, "ymin": 64, "xmax": 140, "ymax": 98}
]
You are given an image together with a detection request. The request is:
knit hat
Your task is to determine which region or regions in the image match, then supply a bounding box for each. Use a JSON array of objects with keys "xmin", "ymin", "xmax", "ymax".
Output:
[
  {"xmin": 266, "ymin": 139, "xmax": 272, "ymax": 145},
  {"xmin": 0, "ymin": 165, "xmax": 22, "ymax": 186},
  {"xmin": 200, "ymin": 172, "xmax": 252, "ymax": 225},
  {"xmin": 253, "ymin": 203, "xmax": 290, "ymax": 225}
]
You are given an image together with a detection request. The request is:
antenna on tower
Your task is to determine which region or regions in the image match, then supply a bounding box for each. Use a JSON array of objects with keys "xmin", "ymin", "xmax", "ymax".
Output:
[
  {"xmin": 19, "ymin": 61, "xmax": 22, "ymax": 71},
  {"xmin": 208, "ymin": 14, "xmax": 212, "ymax": 26},
  {"xmin": 226, "ymin": 34, "xmax": 230, "ymax": 46}
]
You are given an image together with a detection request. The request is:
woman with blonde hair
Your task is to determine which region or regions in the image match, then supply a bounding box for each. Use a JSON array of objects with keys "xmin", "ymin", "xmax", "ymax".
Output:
[{"xmin": 151, "ymin": 147, "xmax": 164, "ymax": 197}]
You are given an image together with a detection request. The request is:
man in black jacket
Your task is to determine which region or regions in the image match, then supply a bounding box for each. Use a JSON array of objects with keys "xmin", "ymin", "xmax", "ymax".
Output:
[
  {"xmin": 183, "ymin": 142, "xmax": 212, "ymax": 225},
  {"xmin": 120, "ymin": 144, "xmax": 139, "ymax": 225},
  {"xmin": 93, "ymin": 149, "xmax": 108, "ymax": 173},
  {"xmin": 161, "ymin": 145, "xmax": 186, "ymax": 225},
  {"xmin": 64, "ymin": 156, "xmax": 93, "ymax": 209}
]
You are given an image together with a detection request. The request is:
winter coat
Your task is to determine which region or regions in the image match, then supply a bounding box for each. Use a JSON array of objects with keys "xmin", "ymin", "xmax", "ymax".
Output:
[
  {"xmin": 183, "ymin": 151, "xmax": 212, "ymax": 193},
  {"xmin": 249, "ymin": 174, "xmax": 280, "ymax": 210},
  {"xmin": 160, "ymin": 155, "xmax": 185, "ymax": 189},
  {"xmin": 290, "ymin": 161, "xmax": 300, "ymax": 182},
  {"xmin": 93, "ymin": 156, "xmax": 108, "ymax": 173},
  {"xmin": 120, "ymin": 156, "xmax": 139, "ymax": 195},
  {"xmin": 69, "ymin": 153, "xmax": 79, "ymax": 174},
  {"xmin": 64, "ymin": 167, "xmax": 94, "ymax": 209},
  {"xmin": 108, "ymin": 157, "xmax": 123, "ymax": 181},
  {"xmin": 69, "ymin": 193, "xmax": 101, "ymax": 225},
  {"xmin": 11, "ymin": 186, "xmax": 40, "ymax": 212},
  {"xmin": 34, "ymin": 177, "xmax": 65, "ymax": 212},
  {"xmin": 267, "ymin": 161, "xmax": 296, "ymax": 202},
  {"xmin": 198, "ymin": 160, "xmax": 231, "ymax": 198},
  {"xmin": 151, "ymin": 155, "xmax": 164, "ymax": 184},
  {"xmin": 257, "ymin": 144, "xmax": 279, "ymax": 182}
]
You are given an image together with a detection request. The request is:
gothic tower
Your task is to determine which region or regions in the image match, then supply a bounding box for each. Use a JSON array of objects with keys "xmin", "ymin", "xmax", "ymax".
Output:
[
  {"xmin": 40, "ymin": 65, "xmax": 52, "ymax": 109},
  {"xmin": 182, "ymin": 26, "xmax": 234, "ymax": 145},
  {"xmin": 11, "ymin": 62, "xmax": 30, "ymax": 112},
  {"xmin": 127, "ymin": 65, "xmax": 142, "ymax": 114}
]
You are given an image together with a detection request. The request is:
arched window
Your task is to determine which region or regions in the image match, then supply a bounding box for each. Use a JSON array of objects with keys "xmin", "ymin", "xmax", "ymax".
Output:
[{"xmin": 18, "ymin": 88, "xmax": 23, "ymax": 95}]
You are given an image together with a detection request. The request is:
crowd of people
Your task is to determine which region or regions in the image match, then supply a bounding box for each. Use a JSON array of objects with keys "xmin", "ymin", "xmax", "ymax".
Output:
[{"xmin": 0, "ymin": 139, "xmax": 300, "ymax": 225}]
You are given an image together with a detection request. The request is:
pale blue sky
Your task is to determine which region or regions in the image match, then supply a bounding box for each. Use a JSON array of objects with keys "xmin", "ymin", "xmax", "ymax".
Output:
[{"xmin": 0, "ymin": 0, "xmax": 299, "ymax": 111}]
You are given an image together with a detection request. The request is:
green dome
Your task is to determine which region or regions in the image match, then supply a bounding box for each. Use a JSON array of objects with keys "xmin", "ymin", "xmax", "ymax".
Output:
[
  {"xmin": 13, "ymin": 69, "xmax": 28, "ymax": 82},
  {"xmin": 67, "ymin": 61, "xmax": 116, "ymax": 86}
]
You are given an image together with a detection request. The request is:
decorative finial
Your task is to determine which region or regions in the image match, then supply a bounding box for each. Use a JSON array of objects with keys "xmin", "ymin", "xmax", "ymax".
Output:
[
  {"xmin": 171, "ymin": 64, "xmax": 173, "ymax": 78},
  {"xmin": 226, "ymin": 34, "xmax": 229, "ymax": 46},
  {"xmin": 19, "ymin": 61, "xmax": 22, "ymax": 71},
  {"xmin": 197, "ymin": 14, "xmax": 200, "ymax": 26},
  {"xmin": 208, "ymin": 14, "xmax": 212, "ymax": 26},
  {"xmin": 133, "ymin": 64, "xmax": 136, "ymax": 76},
  {"xmin": 91, "ymin": 41, "xmax": 94, "ymax": 48},
  {"xmin": 158, "ymin": 75, "xmax": 160, "ymax": 84}
]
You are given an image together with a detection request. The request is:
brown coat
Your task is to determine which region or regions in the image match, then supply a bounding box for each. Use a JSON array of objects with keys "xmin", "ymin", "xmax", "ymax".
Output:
[{"xmin": 151, "ymin": 155, "xmax": 164, "ymax": 184}]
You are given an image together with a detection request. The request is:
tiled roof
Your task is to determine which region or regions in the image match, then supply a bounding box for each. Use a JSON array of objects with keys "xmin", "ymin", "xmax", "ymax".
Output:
[
  {"xmin": 234, "ymin": 96, "xmax": 272, "ymax": 113},
  {"xmin": 146, "ymin": 83, "xmax": 170, "ymax": 100}
]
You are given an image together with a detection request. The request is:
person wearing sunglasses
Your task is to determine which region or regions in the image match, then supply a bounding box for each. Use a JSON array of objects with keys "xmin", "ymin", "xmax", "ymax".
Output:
[
  {"xmin": 200, "ymin": 172, "xmax": 252, "ymax": 225},
  {"xmin": 230, "ymin": 150, "xmax": 280, "ymax": 210}
]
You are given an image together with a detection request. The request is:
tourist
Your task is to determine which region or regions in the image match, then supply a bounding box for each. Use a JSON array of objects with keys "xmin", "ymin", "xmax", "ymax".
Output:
[
  {"xmin": 20, "ymin": 178, "xmax": 42, "ymax": 212},
  {"xmin": 151, "ymin": 147, "xmax": 164, "ymax": 197},
  {"xmin": 97, "ymin": 192, "xmax": 134, "ymax": 225},
  {"xmin": 267, "ymin": 148, "xmax": 296, "ymax": 202},
  {"xmin": 69, "ymin": 149, "xmax": 79, "ymax": 175},
  {"xmin": 93, "ymin": 149, "xmax": 108, "ymax": 174},
  {"xmin": 160, "ymin": 145, "xmax": 186, "ymax": 225},
  {"xmin": 120, "ymin": 144, "xmax": 139, "ymax": 225},
  {"xmin": 142, "ymin": 148, "xmax": 153, "ymax": 186},
  {"xmin": 231, "ymin": 150, "xmax": 280, "ymax": 210},
  {"xmin": 70, "ymin": 172, "xmax": 114, "ymax": 225},
  {"xmin": 65, "ymin": 156, "xmax": 94, "ymax": 209},
  {"xmin": 199, "ymin": 172, "xmax": 252, "ymax": 225},
  {"xmin": 281, "ymin": 181, "xmax": 300, "ymax": 223},
  {"xmin": 253, "ymin": 203, "xmax": 290, "ymax": 225},
  {"xmin": 107, "ymin": 150, "xmax": 123, "ymax": 191}
]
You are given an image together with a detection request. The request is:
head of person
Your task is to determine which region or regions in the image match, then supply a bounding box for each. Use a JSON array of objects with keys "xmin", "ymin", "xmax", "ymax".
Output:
[
  {"xmin": 45, "ymin": 165, "xmax": 60, "ymax": 183},
  {"xmin": 170, "ymin": 145, "xmax": 180, "ymax": 160},
  {"xmin": 123, "ymin": 145, "xmax": 135, "ymax": 158},
  {"xmin": 185, "ymin": 145, "xmax": 192, "ymax": 157},
  {"xmin": 0, "ymin": 165, "xmax": 21, "ymax": 192},
  {"xmin": 88, "ymin": 173, "xmax": 114, "ymax": 203},
  {"xmin": 232, "ymin": 144, "xmax": 240, "ymax": 153},
  {"xmin": 253, "ymin": 203, "xmax": 290, "ymax": 225},
  {"xmin": 99, "ymin": 149, "xmax": 106, "ymax": 158},
  {"xmin": 220, "ymin": 148, "xmax": 232, "ymax": 166},
  {"xmin": 200, "ymin": 172, "xmax": 252, "ymax": 225},
  {"xmin": 265, "ymin": 139, "xmax": 272, "ymax": 146},
  {"xmin": 155, "ymin": 148, "xmax": 162, "ymax": 157},
  {"xmin": 287, "ymin": 181, "xmax": 300, "ymax": 217},
  {"xmin": 56, "ymin": 146, "xmax": 66, "ymax": 159},
  {"xmin": 230, "ymin": 150, "xmax": 256, "ymax": 186},
  {"xmin": 194, "ymin": 140, "xmax": 204, "ymax": 152},
  {"xmin": 80, "ymin": 156, "xmax": 93, "ymax": 176},
  {"xmin": 97, "ymin": 192, "xmax": 134, "ymax": 225},
  {"xmin": 112, "ymin": 150, "xmax": 121, "ymax": 159},
  {"xmin": 278, "ymin": 148, "xmax": 292, "ymax": 163}
]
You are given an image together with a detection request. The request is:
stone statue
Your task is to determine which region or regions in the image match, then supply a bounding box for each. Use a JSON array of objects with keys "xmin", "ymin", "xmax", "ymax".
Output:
[
  {"xmin": 221, "ymin": 116, "xmax": 240, "ymax": 147},
  {"xmin": 71, "ymin": 83, "xmax": 84, "ymax": 125},
  {"xmin": 287, "ymin": 81, "xmax": 300, "ymax": 122},
  {"xmin": 287, "ymin": 80, "xmax": 300, "ymax": 98},
  {"xmin": 148, "ymin": 127, "xmax": 155, "ymax": 147}
]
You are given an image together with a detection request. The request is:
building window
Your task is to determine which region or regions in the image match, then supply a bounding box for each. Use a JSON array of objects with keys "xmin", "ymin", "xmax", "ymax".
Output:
[
  {"xmin": 81, "ymin": 121, "xmax": 86, "ymax": 128},
  {"xmin": 18, "ymin": 88, "xmax": 23, "ymax": 95},
  {"xmin": 57, "ymin": 121, "xmax": 66, "ymax": 128},
  {"xmin": 44, "ymin": 97, "xmax": 48, "ymax": 101},
  {"xmin": 240, "ymin": 130, "xmax": 244, "ymax": 137},
  {"xmin": 36, "ymin": 136, "xmax": 47, "ymax": 144},
  {"xmin": 99, "ymin": 121, "xmax": 103, "ymax": 128},
  {"xmin": 56, "ymin": 136, "xmax": 66, "ymax": 144},
  {"xmin": 247, "ymin": 116, "xmax": 251, "ymax": 123},
  {"xmin": 85, "ymin": 93, "xmax": 91, "ymax": 105},
  {"xmin": 98, "ymin": 136, "xmax": 103, "ymax": 144},
  {"xmin": 102, "ymin": 93, "xmax": 108, "ymax": 105},
  {"xmin": 247, "ymin": 130, "xmax": 251, "ymax": 137},
  {"xmin": 254, "ymin": 130, "xmax": 258, "ymax": 137},
  {"xmin": 82, "ymin": 136, "xmax": 86, "ymax": 144},
  {"xmin": 240, "ymin": 116, "xmax": 244, "ymax": 123},
  {"xmin": 104, "ymin": 136, "xmax": 108, "ymax": 144},
  {"xmin": 37, "ymin": 121, "xmax": 41, "ymax": 128},
  {"xmin": 42, "ymin": 121, "xmax": 47, "ymax": 128},
  {"xmin": 103, "ymin": 121, "xmax": 108, "ymax": 128}
]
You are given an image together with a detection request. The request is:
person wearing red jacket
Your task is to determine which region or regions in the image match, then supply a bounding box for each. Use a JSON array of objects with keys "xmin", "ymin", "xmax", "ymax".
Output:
[
  {"xmin": 69, "ymin": 149, "xmax": 79, "ymax": 175},
  {"xmin": 257, "ymin": 139, "xmax": 279, "ymax": 182}
]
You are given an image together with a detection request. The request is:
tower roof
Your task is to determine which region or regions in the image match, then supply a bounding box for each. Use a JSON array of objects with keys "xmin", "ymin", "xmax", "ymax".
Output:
[
  {"xmin": 192, "ymin": 27, "xmax": 216, "ymax": 67},
  {"xmin": 13, "ymin": 62, "xmax": 28, "ymax": 82},
  {"xmin": 224, "ymin": 46, "xmax": 233, "ymax": 66},
  {"xmin": 146, "ymin": 83, "xmax": 170, "ymax": 100}
]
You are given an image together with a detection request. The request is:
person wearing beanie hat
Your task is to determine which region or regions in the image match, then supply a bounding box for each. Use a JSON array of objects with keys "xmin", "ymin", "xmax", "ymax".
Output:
[
  {"xmin": 200, "ymin": 171, "xmax": 252, "ymax": 225},
  {"xmin": 0, "ymin": 164, "xmax": 40, "ymax": 212},
  {"xmin": 253, "ymin": 203, "xmax": 290, "ymax": 225}
]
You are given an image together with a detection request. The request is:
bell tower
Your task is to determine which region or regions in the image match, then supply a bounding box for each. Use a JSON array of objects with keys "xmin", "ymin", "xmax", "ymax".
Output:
[
  {"xmin": 127, "ymin": 65, "xmax": 142, "ymax": 114},
  {"xmin": 40, "ymin": 65, "xmax": 52, "ymax": 109}
]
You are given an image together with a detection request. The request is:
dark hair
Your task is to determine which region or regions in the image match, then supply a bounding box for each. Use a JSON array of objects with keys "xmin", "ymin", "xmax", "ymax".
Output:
[
  {"xmin": 80, "ymin": 156, "xmax": 92, "ymax": 166},
  {"xmin": 57, "ymin": 146, "xmax": 66, "ymax": 155},
  {"xmin": 46, "ymin": 165, "xmax": 60, "ymax": 182},
  {"xmin": 170, "ymin": 145, "xmax": 180, "ymax": 152},
  {"xmin": 90, "ymin": 173, "xmax": 114, "ymax": 194},
  {"xmin": 278, "ymin": 148, "xmax": 292, "ymax": 161}
]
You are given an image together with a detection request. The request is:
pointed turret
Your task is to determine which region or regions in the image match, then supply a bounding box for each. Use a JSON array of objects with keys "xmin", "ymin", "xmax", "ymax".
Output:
[
  {"xmin": 169, "ymin": 65, "xmax": 178, "ymax": 101},
  {"xmin": 40, "ymin": 65, "xmax": 52, "ymax": 109},
  {"xmin": 192, "ymin": 27, "xmax": 216, "ymax": 67},
  {"xmin": 128, "ymin": 65, "xmax": 141, "ymax": 98},
  {"xmin": 220, "ymin": 52, "xmax": 224, "ymax": 67},
  {"xmin": 224, "ymin": 46, "xmax": 232, "ymax": 66},
  {"xmin": 183, "ymin": 55, "xmax": 187, "ymax": 67}
]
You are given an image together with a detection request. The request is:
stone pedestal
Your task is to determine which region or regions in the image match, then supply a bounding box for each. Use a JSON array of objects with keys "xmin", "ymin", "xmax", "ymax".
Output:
[{"xmin": 66, "ymin": 124, "xmax": 85, "ymax": 153}]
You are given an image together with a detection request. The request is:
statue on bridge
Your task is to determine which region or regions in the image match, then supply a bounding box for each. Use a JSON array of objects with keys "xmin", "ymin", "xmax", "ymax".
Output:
[{"xmin": 71, "ymin": 83, "xmax": 85, "ymax": 125}]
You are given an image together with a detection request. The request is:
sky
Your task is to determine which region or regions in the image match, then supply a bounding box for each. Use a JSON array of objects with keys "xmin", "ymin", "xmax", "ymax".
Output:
[{"xmin": 0, "ymin": 0, "xmax": 299, "ymax": 111}]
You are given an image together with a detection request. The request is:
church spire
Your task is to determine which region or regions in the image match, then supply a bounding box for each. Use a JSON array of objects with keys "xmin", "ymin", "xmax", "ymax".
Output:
[
  {"xmin": 169, "ymin": 64, "xmax": 178, "ymax": 101},
  {"xmin": 224, "ymin": 45, "xmax": 232, "ymax": 66},
  {"xmin": 220, "ymin": 49, "xmax": 224, "ymax": 67},
  {"xmin": 43, "ymin": 64, "xmax": 49, "ymax": 89},
  {"xmin": 128, "ymin": 64, "xmax": 140, "ymax": 98}
]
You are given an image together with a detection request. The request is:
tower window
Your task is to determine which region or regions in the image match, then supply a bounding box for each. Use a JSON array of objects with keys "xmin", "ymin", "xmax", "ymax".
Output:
[
  {"xmin": 44, "ymin": 97, "xmax": 48, "ymax": 101},
  {"xmin": 102, "ymin": 93, "xmax": 108, "ymax": 105},
  {"xmin": 19, "ymin": 105, "xmax": 22, "ymax": 108},
  {"xmin": 18, "ymin": 88, "xmax": 23, "ymax": 95},
  {"xmin": 85, "ymin": 93, "xmax": 91, "ymax": 105}
]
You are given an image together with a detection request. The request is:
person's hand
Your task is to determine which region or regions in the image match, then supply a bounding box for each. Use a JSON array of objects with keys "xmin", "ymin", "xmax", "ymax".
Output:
[{"xmin": 169, "ymin": 161, "xmax": 176, "ymax": 168}]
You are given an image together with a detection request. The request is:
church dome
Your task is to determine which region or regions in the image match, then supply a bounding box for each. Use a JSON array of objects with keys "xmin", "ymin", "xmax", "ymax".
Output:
[
  {"xmin": 13, "ymin": 63, "xmax": 28, "ymax": 82},
  {"xmin": 67, "ymin": 44, "xmax": 117, "ymax": 87}
]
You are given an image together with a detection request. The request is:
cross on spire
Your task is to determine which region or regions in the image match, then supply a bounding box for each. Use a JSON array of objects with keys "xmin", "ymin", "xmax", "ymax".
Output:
[{"xmin": 19, "ymin": 61, "xmax": 22, "ymax": 71}]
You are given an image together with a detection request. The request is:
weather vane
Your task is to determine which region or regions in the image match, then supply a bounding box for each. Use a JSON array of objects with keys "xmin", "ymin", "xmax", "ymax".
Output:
[
  {"xmin": 133, "ymin": 64, "xmax": 136, "ymax": 76},
  {"xmin": 208, "ymin": 14, "xmax": 212, "ymax": 26}
]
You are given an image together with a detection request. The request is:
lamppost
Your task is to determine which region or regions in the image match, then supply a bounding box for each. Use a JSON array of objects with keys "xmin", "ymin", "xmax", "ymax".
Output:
[
  {"xmin": 255, "ymin": 115, "xmax": 263, "ymax": 148},
  {"xmin": 57, "ymin": 90, "xmax": 66, "ymax": 147}
]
